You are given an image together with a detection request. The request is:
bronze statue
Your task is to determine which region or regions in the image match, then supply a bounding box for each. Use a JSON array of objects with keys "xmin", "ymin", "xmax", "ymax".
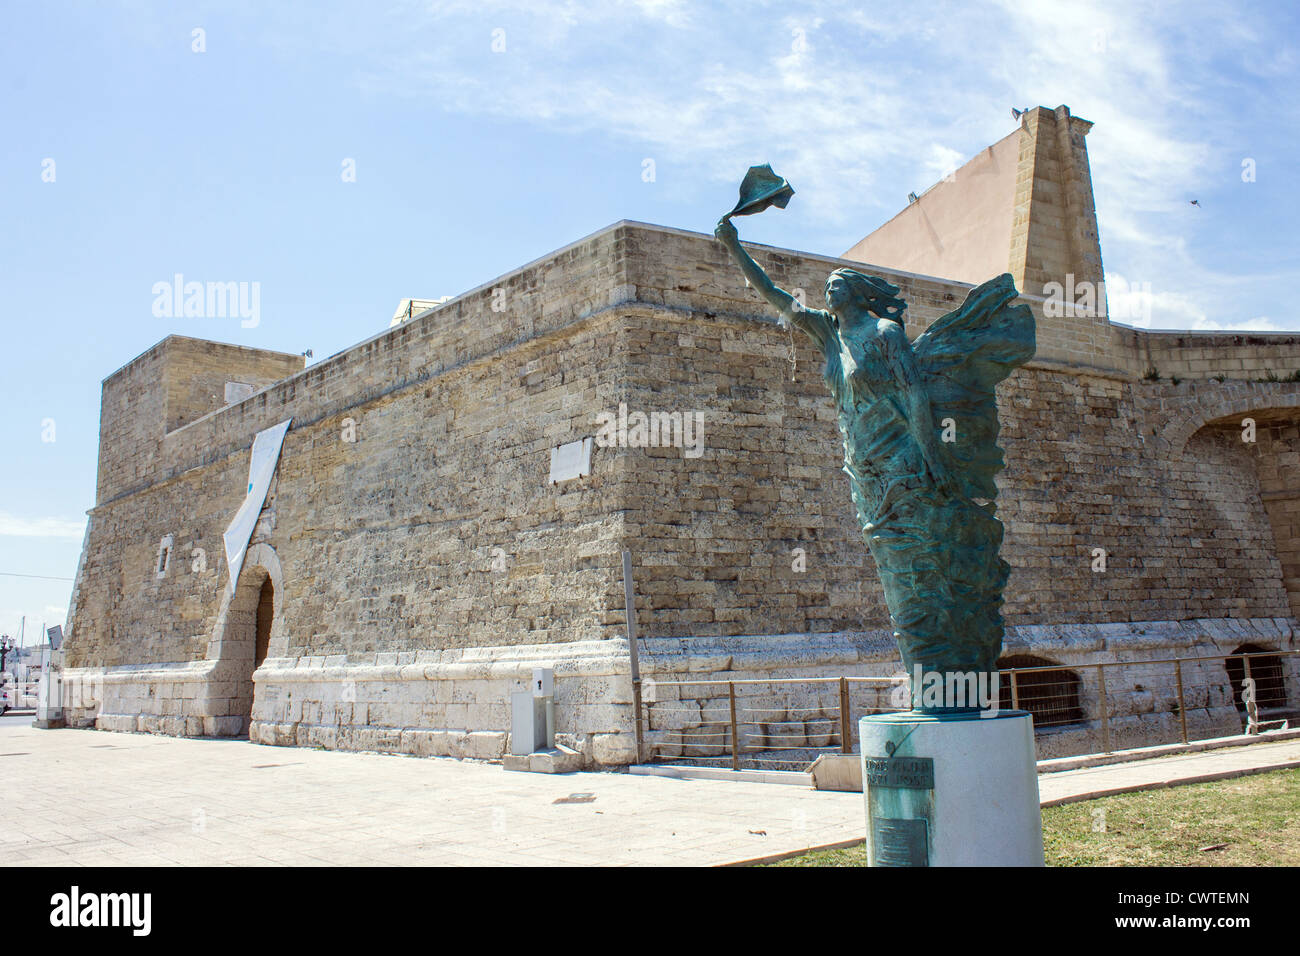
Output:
[{"xmin": 715, "ymin": 166, "xmax": 1035, "ymax": 710}]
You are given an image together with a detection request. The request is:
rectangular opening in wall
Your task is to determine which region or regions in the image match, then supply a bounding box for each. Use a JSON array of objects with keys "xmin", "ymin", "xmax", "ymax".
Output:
[{"xmin": 155, "ymin": 535, "xmax": 174, "ymax": 579}]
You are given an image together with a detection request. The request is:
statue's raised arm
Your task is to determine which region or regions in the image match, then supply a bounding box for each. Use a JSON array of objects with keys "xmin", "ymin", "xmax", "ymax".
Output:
[{"xmin": 714, "ymin": 217, "xmax": 835, "ymax": 351}]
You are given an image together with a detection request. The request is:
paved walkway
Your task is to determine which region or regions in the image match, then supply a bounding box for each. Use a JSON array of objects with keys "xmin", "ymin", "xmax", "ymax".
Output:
[
  {"xmin": 0, "ymin": 725, "xmax": 863, "ymax": 866},
  {"xmin": 1037, "ymin": 738, "xmax": 1300, "ymax": 806},
  {"xmin": 4, "ymin": 725, "xmax": 1297, "ymax": 865}
]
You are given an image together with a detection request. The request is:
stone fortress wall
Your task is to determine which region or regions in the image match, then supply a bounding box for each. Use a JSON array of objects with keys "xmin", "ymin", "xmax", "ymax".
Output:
[{"xmin": 60, "ymin": 105, "xmax": 1300, "ymax": 765}]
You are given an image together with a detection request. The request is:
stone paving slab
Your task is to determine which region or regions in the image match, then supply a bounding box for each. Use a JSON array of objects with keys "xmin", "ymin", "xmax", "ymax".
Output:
[{"xmin": 0, "ymin": 726, "xmax": 863, "ymax": 867}]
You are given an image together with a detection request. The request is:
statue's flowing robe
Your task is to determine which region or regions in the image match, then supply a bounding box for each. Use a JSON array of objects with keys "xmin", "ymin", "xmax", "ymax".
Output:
[{"xmin": 788, "ymin": 273, "xmax": 1035, "ymax": 688}]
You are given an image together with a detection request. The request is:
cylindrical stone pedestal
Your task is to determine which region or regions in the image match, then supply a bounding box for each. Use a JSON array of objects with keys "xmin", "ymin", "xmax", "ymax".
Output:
[{"xmin": 858, "ymin": 710, "xmax": 1043, "ymax": 866}]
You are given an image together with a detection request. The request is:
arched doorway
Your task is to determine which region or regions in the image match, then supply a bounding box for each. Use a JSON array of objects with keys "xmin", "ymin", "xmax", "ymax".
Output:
[
  {"xmin": 255, "ymin": 577, "xmax": 273, "ymax": 669},
  {"xmin": 201, "ymin": 543, "xmax": 285, "ymax": 738},
  {"xmin": 221, "ymin": 566, "xmax": 273, "ymax": 736},
  {"xmin": 1225, "ymin": 644, "xmax": 1288, "ymax": 715}
]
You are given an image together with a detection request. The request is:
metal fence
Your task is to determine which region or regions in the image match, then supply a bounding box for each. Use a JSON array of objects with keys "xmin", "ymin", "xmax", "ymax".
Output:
[{"xmin": 636, "ymin": 649, "xmax": 1300, "ymax": 770}]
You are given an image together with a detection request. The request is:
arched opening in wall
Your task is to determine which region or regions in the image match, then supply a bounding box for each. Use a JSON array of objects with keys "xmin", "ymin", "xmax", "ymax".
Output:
[
  {"xmin": 997, "ymin": 655, "xmax": 1085, "ymax": 729},
  {"xmin": 255, "ymin": 578, "xmax": 273, "ymax": 668},
  {"xmin": 1184, "ymin": 409, "xmax": 1300, "ymax": 621},
  {"xmin": 1225, "ymin": 644, "xmax": 1289, "ymax": 714},
  {"xmin": 221, "ymin": 566, "xmax": 272, "ymax": 736}
]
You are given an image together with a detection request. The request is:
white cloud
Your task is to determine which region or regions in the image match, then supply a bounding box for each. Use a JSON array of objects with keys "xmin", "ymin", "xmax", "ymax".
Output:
[
  {"xmin": 923, "ymin": 145, "xmax": 965, "ymax": 185},
  {"xmin": 1190, "ymin": 315, "xmax": 1284, "ymax": 333},
  {"xmin": 0, "ymin": 513, "xmax": 86, "ymax": 539},
  {"xmin": 260, "ymin": 0, "xmax": 1297, "ymax": 329}
]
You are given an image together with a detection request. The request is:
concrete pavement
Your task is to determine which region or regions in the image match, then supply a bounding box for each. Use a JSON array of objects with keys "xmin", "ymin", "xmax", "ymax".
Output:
[
  {"xmin": 1036, "ymin": 737, "xmax": 1300, "ymax": 806},
  {"xmin": 5, "ymin": 723, "xmax": 1297, "ymax": 866},
  {"xmin": 0, "ymin": 724, "xmax": 863, "ymax": 866}
]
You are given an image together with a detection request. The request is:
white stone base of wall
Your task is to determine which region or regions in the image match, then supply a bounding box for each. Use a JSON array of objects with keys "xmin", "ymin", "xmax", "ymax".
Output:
[
  {"xmin": 638, "ymin": 617, "xmax": 1300, "ymax": 762},
  {"xmin": 59, "ymin": 617, "xmax": 1298, "ymax": 767},
  {"xmin": 247, "ymin": 639, "xmax": 637, "ymax": 767},
  {"xmin": 59, "ymin": 659, "xmax": 255, "ymax": 738},
  {"xmin": 61, "ymin": 639, "xmax": 639, "ymax": 769}
]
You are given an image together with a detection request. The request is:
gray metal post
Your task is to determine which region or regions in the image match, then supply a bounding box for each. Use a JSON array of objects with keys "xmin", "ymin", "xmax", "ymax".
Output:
[{"xmin": 622, "ymin": 551, "xmax": 644, "ymax": 762}]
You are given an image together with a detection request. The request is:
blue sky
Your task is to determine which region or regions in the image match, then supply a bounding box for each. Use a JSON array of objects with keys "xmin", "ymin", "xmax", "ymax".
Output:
[{"xmin": 1, "ymin": 0, "xmax": 1297, "ymax": 647}]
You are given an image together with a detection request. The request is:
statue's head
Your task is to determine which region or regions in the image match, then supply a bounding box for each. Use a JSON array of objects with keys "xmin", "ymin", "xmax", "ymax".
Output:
[{"xmin": 825, "ymin": 269, "xmax": 907, "ymax": 325}]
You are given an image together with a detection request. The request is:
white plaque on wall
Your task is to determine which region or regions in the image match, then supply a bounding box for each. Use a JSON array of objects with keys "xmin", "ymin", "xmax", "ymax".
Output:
[
  {"xmin": 549, "ymin": 437, "xmax": 593, "ymax": 484},
  {"xmin": 225, "ymin": 381, "xmax": 257, "ymax": 404}
]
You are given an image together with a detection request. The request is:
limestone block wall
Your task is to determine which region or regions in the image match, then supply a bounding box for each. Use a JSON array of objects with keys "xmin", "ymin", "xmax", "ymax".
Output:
[
  {"xmin": 69, "ymin": 225, "xmax": 642, "ymax": 672},
  {"xmin": 1113, "ymin": 326, "xmax": 1300, "ymax": 382},
  {"xmin": 603, "ymin": 229, "xmax": 1295, "ymax": 639},
  {"xmin": 1011, "ymin": 106, "xmax": 1105, "ymax": 301},
  {"xmin": 64, "ymin": 221, "xmax": 1300, "ymax": 766},
  {"xmin": 94, "ymin": 343, "xmax": 171, "ymax": 506},
  {"xmin": 162, "ymin": 338, "xmax": 305, "ymax": 434},
  {"xmin": 69, "ymin": 328, "xmax": 635, "ymax": 664},
  {"xmin": 96, "ymin": 337, "xmax": 304, "ymax": 504},
  {"xmin": 997, "ymin": 374, "xmax": 1290, "ymax": 624},
  {"xmin": 65, "ymin": 224, "xmax": 653, "ymax": 765}
]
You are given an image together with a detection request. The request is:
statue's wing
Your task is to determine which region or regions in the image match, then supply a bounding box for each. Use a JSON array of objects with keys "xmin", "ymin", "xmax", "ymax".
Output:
[{"xmin": 911, "ymin": 273, "xmax": 1036, "ymax": 500}]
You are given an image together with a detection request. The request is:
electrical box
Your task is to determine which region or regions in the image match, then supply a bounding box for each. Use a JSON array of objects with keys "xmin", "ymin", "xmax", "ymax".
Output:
[
  {"xmin": 510, "ymin": 691, "xmax": 548, "ymax": 755},
  {"xmin": 510, "ymin": 668, "xmax": 556, "ymax": 756}
]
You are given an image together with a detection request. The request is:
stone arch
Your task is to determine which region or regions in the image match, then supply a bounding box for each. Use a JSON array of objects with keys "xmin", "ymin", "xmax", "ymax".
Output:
[
  {"xmin": 1165, "ymin": 395, "xmax": 1300, "ymax": 620},
  {"xmin": 1161, "ymin": 387, "xmax": 1300, "ymax": 460},
  {"xmin": 203, "ymin": 543, "xmax": 287, "ymax": 736},
  {"xmin": 997, "ymin": 654, "xmax": 1085, "ymax": 728},
  {"xmin": 1223, "ymin": 644, "xmax": 1288, "ymax": 715}
]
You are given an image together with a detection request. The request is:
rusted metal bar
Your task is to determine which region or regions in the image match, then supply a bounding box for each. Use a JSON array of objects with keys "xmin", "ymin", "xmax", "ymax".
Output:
[
  {"xmin": 1097, "ymin": 664, "xmax": 1111, "ymax": 754},
  {"xmin": 1174, "ymin": 659, "xmax": 1188, "ymax": 745},
  {"xmin": 1010, "ymin": 670, "xmax": 1020, "ymax": 712},
  {"xmin": 728, "ymin": 682, "xmax": 740, "ymax": 772},
  {"xmin": 621, "ymin": 551, "xmax": 644, "ymax": 763},
  {"xmin": 839, "ymin": 676, "xmax": 852, "ymax": 754}
]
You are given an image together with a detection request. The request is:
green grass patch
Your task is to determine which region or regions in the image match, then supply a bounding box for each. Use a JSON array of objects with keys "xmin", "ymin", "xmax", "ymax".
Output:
[{"xmin": 766, "ymin": 768, "xmax": 1300, "ymax": 867}]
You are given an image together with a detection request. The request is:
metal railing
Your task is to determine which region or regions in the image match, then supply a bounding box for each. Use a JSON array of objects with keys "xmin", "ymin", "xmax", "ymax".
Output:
[
  {"xmin": 640, "ymin": 675, "xmax": 903, "ymax": 771},
  {"xmin": 636, "ymin": 649, "xmax": 1299, "ymax": 770}
]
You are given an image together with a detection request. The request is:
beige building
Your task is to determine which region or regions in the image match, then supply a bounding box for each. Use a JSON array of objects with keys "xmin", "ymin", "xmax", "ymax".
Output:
[{"xmin": 60, "ymin": 105, "xmax": 1300, "ymax": 765}]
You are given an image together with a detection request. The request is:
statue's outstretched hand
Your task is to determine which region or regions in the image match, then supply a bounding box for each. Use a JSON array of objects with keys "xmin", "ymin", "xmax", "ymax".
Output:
[{"xmin": 714, "ymin": 217, "xmax": 739, "ymax": 247}]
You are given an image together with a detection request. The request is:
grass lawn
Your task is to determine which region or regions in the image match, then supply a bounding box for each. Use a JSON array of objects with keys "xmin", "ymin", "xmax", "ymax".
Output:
[{"xmin": 766, "ymin": 768, "xmax": 1300, "ymax": 866}]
